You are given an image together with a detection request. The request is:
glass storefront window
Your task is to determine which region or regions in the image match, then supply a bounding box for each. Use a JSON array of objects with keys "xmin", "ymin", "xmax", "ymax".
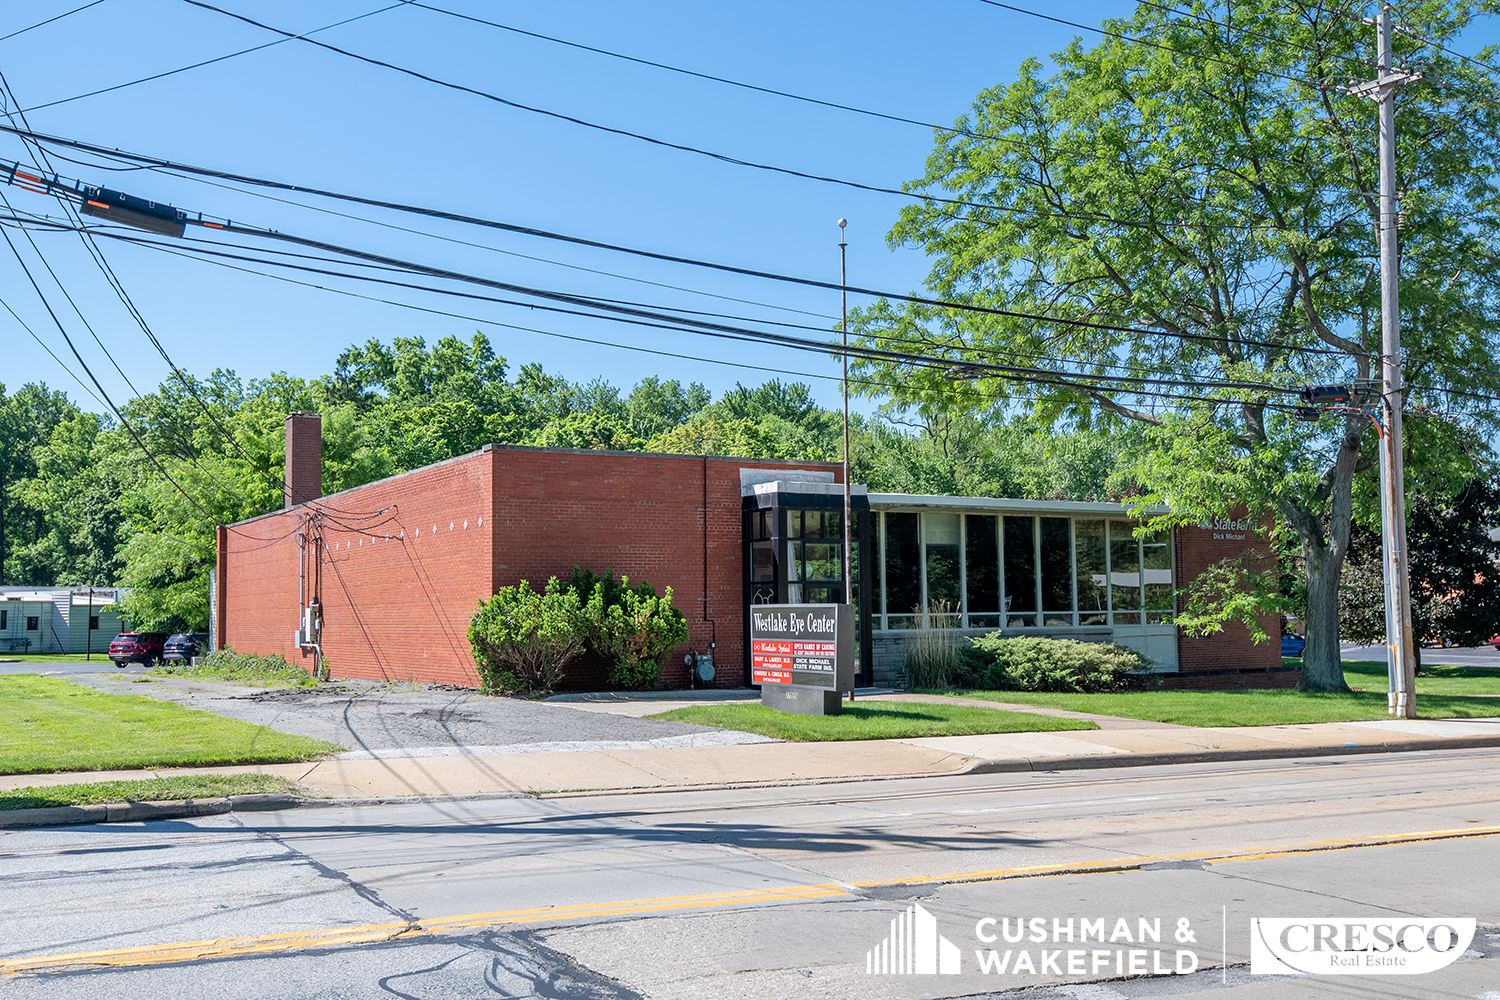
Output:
[
  {"xmin": 965, "ymin": 514, "xmax": 999, "ymax": 629},
  {"xmin": 1109, "ymin": 520, "xmax": 1141, "ymax": 623},
  {"xmin": 865, "ymin": 509, "xmax": 1174, "ymax": 633},
  {"xmin": 1143, "ymin": 529, "xmax": 1173, "ymax": 611},
  {"xmin": 1040, "ymin": 517, "xmax": 1073, "ymax": 625},
  {"xmin": 1004, "ymin": 515, "xmax": 1036, "ymax": 626},
  {"xmin": 884, "ymin": 512, "xmax": 920, "ymax": 628},
  {"xmin": 1075, "ymin": 519, "xmax": 1107, "ymax": 625},
  {"xmin": 924, "ymin": 512, "xmax": 960, "ymax": 625}
]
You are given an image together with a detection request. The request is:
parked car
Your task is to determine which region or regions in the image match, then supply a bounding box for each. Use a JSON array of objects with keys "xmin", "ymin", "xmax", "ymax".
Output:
[
  {"xmin": 1280, "ymin": 632, "xmax": 1306, "ymax": 658},
  {"xmin": 108, "ymin": 631, "xmax": 168, "ymax": 667},
  {"xmin": 1489, "ymin": 634, "xmax": 1500, "ymax": 651},
  {"xmin": 162, "ymin": 632, "xmax": 209, "ymax": 663}
]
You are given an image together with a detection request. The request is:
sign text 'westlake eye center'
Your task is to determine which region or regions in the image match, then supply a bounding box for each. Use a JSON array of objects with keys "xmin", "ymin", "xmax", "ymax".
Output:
[{"xmin": 750, "ymin": 604, "xmax": 854, "ymax": 689}]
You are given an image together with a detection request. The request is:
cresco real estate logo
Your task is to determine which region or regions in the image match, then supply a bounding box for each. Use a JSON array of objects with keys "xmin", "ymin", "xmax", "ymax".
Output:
[{"xmin": 1250, "ymin": 918, "xmax": 1475, "ymax": 975}]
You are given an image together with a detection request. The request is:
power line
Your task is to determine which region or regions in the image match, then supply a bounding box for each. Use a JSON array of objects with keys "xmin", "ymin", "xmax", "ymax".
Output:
[
  {"xmin": 19, "ymin": 208, "xmax": 1311, "ymax": 406},
  {"xmin": 0, "ymin": 210, "xmax": 223, "ymax": 526},
  {"xmin": 94, "ymin": 220, "xmax": 1315, "ymax": 417},
  {"xmin": 20, "ymin": 3, "xmax": 405, "ymax": 113},
  {"xmin": 0, "ymin": 128, "xmax": 1354, "ymax": 358},
  {"xmin": 974, "ymin": 0, "xmax": 1342, "ymax": 91},
  {"xmin": 0, "ymin": 1, "xmax": 108, "ymax": 45},
  {"xmin": 173, "ymin": 0, "xmax": 1287, "ymax": 233},
  {"xmin": 0, "ymin": 293, "xmax": 108, "ymax": 407},
  {"xmin": 396, "ymin": 0, "xmax": 1022, "ymax": 147}
]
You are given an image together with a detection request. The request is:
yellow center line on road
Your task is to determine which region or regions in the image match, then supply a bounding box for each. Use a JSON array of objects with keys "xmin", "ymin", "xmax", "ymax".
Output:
[{"xmin": 6, "ymin": 823, "xmax": 1499, "ymax": 975}]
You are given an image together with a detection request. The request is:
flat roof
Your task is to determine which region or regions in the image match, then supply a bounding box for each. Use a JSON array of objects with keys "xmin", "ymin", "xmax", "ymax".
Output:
[{"xmin": 868, "ymin": 493, "xmax": 1164, "ymax": 517}]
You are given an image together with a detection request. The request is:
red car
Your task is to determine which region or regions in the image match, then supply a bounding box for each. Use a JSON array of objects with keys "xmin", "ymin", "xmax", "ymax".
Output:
[{"xmin": 108, "ymin": 632, "xmax": 168, "ymax": 667}]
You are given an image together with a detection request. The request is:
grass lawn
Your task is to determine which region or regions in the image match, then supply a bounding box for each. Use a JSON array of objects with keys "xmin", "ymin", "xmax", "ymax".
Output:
[
  {"xmin": 647, "ymin": 701, "xmax": 1098, "ymax": 741},
  {"xmin": 940, "ymin": 659, "xmax": 1500, "ymax": 728},
  {"xmin": 0, "ymin": 675, "xmax": 342, "ymax": 774},
  {"xmin": 1343, "ymin": 657, "xmax": 1500, "ymax": 696},
  {"xmin": 0, "ymin": 774, "xmax": 303, "ymax": 811}
]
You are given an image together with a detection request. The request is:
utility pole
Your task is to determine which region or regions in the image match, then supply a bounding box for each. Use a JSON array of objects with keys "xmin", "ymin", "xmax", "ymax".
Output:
[
  {"xmin": 1348, "ymin": 5, "xmax": 1421, "ymax": 717},
  {"xmin": 839, "ymin": 218, "xmax": 853, "ymax": 699}
]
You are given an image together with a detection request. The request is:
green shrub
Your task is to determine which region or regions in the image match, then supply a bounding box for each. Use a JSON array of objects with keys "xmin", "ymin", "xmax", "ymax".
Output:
[
  {"xmin": 961, "ymin": 634, "xmax": 1153, "ymax": 693},
  {"xmin": 468, "ymin": 578, "xmax": 584, "ymax": 694},
  {"xmin": 572, "ymin": 568, "xmax": 690, "ymax": 689}
]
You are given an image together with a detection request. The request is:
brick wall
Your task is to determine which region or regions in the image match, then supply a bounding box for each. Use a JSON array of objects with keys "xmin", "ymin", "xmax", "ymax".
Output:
[
  {"xmin": 221, "ymin": 444, "xmax": 839, "ymax": 689},
  {"xmin": 1173, "ymin": 518, "xmax": 1286, "ymax": 684},
  {"xmin": 483, "ymin": 446, "xmax": 840, "ymax": 689},
  {"xmin": 224, "ymin": 450, "xmax": 495, "ymax": 685}
]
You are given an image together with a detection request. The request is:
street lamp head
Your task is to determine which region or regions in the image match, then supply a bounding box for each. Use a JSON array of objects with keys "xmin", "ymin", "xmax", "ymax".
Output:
[{"xmin": 837, "ymin": 218, "xmax": 847, "ymax": 229}]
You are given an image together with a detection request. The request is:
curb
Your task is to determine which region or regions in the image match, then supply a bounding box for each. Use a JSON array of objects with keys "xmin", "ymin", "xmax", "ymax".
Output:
[
  {"xmin": 0, "ymin": 792, "xmax": 306, "ymax": 829},
  {"xmin": 961, "ymin": 733, "xmax": 1500, "ymax": 774},
  {"xmin": 4, "ymin": 736, "xmax": 1499, "ymax": 824}
]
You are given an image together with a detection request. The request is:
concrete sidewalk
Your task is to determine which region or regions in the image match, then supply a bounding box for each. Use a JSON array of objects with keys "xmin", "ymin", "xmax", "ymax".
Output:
[{"xmin": 5, "ymin": 696, "xmax": 1500, "ymax": 801}]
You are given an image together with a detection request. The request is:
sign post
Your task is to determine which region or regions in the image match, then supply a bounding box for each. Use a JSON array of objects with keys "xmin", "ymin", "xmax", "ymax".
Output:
[{"xmin": 750, "ymin": 603, "xmax": 855, "ymax": 716}]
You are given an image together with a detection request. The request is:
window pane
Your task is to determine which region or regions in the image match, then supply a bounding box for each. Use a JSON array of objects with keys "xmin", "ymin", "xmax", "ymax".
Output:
[
  {"xmin": 885, "ymin": 513, "xmax": 920, "ymax": 618},
  {"xmin": 786, "ymin": 541, "xmax": 802, "ymax": 581},
  {"xmin": 1040, "ymin": 517, "xmax": 1073, "ymax": 612},
  {"xmin": 805, "ymin": 543, "xmax": 842, "ymax": 581},
  {"xmin": 751, "ymin": 541, "xmax": 775, "ymax": 582},
  {"xmin": 788, "ymin": 510, "xmax": 803, "ymax": 539},
  {"xmin": 925, "ymin": 513, "xmax": 960, "ymax": 614},
  {"xmin": 1143, "ymin": 529, "xmax": 1173, "ymax": 610},
  {"xmin": 1109, "ymin": 521, "xmax": 1141, "ymax": 610},
  {"xmin": 1075, "ymin": 519, "xmax": 1107, "ymax": 615},
  {"xmin": 970, "ymin": 613, "xmax": 1000, "ymax": 629},
  {"xmin": 965, "ymin": 515, "xmax": 999, "ymax": 613},
  {"xmin": 1007, "ymin": 613, "xmax": 1037, "ymax": 628},
  {"xmin": 824, "ymin": 510, "xmax": 842, "ymax": 539},
  {"xmin": 804, "ymin": 510, "xmax": 824, "ymax": 538},
  {"xmin": 1003, "ymin": 516, "xmax": 1036, "ymax": 612}
]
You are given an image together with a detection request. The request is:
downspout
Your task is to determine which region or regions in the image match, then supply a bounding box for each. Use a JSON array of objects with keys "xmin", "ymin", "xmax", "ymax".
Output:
[{"xmin": 700, "ymin": 454, "xmax": 716, "ymax": 687}]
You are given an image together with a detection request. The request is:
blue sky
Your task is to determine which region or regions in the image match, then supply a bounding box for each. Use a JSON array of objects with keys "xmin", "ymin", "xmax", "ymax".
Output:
[{"xmin": 0, "ymin": 1, "xmax": 1491, "ymax": 419}]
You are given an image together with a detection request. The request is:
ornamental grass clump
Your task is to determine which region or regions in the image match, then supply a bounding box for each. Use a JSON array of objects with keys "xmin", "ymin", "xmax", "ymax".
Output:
[
  {"xmin": 901, "ymin": 627, "xmax": 965, "ymax": 690},
  {"xmin": 468, "ymin": 577, "xmax": 585, "ymax": 695},
  {"xmin": 962, "ymin": 634, "xmax": 1153, "ymax": 693}
]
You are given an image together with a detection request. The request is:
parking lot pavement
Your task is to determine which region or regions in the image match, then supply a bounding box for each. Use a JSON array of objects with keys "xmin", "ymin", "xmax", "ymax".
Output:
[{"xmin": 56, "ymin": 671, "xmax": 769, "ymax": 755}]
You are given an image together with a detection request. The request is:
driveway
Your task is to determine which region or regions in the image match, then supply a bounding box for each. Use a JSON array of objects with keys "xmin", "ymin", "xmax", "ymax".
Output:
[{"xmin": 52, "ymin": 669, "xmax": 773, "ymax": 758}]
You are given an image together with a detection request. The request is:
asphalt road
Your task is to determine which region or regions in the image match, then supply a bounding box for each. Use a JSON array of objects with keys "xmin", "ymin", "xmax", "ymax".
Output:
[
  {"xmin": 0, "ymin": 659, "xmax": 136, "ymax": 675},
  {"xmin": 1342, "ymin": 643, "xmax": 1500, "ymax": 668},
  {"xmin": 4, "ymin": 749, "xmax": 1499, "ymax": 998}
]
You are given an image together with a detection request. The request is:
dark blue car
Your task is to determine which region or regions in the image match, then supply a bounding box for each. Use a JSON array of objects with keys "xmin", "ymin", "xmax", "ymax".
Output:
[{"xmin": 1281, "ymin": 632, "xmax": 1306, "ymax": 657}]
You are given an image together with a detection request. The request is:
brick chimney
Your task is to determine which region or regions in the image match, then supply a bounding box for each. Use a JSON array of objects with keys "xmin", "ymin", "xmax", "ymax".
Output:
[{"xmin": 284, "ymin": 411, "xmax": 322, "ymax": 508}]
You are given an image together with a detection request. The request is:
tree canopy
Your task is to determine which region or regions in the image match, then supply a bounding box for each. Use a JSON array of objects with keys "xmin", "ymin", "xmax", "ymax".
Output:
[{"xmin": 847, "ymin": 0, "xmax": 1500, "ymax": 690}]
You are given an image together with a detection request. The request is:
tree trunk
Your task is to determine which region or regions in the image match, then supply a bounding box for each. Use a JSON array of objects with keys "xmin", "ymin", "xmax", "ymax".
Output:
[
  {"xmin": 1299, "ymin": 539, "xmax": 1349, "ymax": 692},
  {"xmin": 1284, "ymin": 420, "xmax": 1365, "ymax": 694}
]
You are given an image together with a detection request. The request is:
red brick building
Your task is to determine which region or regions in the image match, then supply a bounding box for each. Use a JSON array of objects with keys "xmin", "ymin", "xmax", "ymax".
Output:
[{"xmin": 213, "ymin": 414, "xmax": 1289, "ymax": 690}]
